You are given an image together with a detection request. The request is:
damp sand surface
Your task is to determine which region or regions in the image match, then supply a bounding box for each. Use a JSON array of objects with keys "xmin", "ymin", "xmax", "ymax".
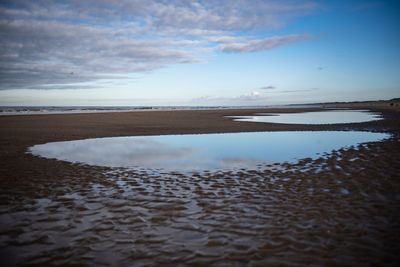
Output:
[{"xmin": 0, "ymin": 106, "xmax": 399, "ymax": 266}]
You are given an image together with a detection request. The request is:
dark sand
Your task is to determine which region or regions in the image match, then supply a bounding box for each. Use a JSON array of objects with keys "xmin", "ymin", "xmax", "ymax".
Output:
[{"xmin": 1, "ymin": 103, "xmax": 399, "ymax": 266}]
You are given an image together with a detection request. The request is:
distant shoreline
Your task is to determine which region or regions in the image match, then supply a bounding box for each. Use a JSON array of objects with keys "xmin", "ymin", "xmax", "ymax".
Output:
[
  {"xmin": 316, "ymin": 98, "xmax": 400, "ymax": 109},
  {"xmin": 1, "ymin": 98, "xmax": 399, "ymax": 116},
  {"xmin": 0, "ymin": 104, "xmax": 317, "ymax": 116}
]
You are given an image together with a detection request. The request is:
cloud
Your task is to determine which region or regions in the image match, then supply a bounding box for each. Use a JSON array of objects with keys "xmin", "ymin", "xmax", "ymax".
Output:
[
  {"xmin": 192, "ymin": 91, "xmax": 267, "ymax": 104},
  {"xmin": 238, "ymin": 91, "xmax": 262, "ymax": 100},
  {"xmin": 219, "ymin": 34, "xmax": 311, "ymax": 53},
  {"xmin": 208, "ymin": 36, "xmax": 248, "ymax": 43},
  {"xmin": 0, "ymin": 0, "xmax": 319, "ymax": 90},
  {"xmin": 191, "ymin": 87, "xmax": 321, "ymax": 105},
  {"xmin": 261, "ymin": 85, "xmax": 277, "ymax": 89},
  {"xmin": 263, "ymin": 88, "xmax": 320, "ymax": 94},
  {"xmin": 0, "ymin": 19, "xmax": 197, "ymax": 89}
]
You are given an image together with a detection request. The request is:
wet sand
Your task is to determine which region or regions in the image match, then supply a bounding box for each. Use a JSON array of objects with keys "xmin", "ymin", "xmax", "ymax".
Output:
[{"xmin": 1, "ymin": 105, "xmax": 399, "ymax": 266}]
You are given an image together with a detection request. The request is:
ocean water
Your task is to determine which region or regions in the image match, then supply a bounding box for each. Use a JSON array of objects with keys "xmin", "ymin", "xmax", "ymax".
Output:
[
  {"xmin": 0, "ymin": 106, "xmax": 183, "ymax": 115},
  {"xmin": 0, "ymin": 104, "xmax": 322, "ymax": 115}
]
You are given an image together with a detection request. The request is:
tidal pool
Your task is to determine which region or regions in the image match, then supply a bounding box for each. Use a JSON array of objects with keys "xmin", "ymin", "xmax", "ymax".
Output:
[
  {"xmin": 28, "ymin": 131, "xmax": 390, "ymax": 171},
  {"xmin": 229, "ymin": 109, "xmax": 382, "ymax": 124}
]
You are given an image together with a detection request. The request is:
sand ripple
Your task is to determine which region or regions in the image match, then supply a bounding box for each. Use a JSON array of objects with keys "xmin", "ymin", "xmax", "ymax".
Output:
[{"xmin": 0, "ymin": 140, "xmax": 399, "ymax": 266}]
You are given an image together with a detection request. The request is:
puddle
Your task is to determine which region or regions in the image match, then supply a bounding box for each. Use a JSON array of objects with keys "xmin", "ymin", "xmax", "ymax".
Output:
[
  {"xmin": 28, "ymin": 131, "xmax": 390, "ymax": 171},
  {"xmin": 229, "ymin": 110, "xmax": 382, "ymax": 124}
]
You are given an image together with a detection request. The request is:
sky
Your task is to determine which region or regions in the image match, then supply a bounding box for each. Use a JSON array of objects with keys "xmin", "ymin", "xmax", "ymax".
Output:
[{"xmin": 0, "ymin": 0, "xmax": 399, "ymax": 106}]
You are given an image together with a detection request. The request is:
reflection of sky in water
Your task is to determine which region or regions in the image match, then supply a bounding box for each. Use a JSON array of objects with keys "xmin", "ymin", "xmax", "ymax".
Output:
[
  {"xmin": 230, "ymin": 110, "xmax": 382, "ymax": 124},
  {"xmin": 29, "ymin": 131, "xmax": 390, "ymax": 171}
]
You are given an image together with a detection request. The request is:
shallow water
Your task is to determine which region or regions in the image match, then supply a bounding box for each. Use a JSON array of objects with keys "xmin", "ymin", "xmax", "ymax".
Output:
[
  {"xmin": 28, "ymin": 131, "xmax": 390, "ymax": 171},
  {"xmin": 230, "ymin": 110, "xmax": 382, "ymax": 124},
  {"xmin": 2, "ymin": 140, "xmax": 400, "ymax": 266}
]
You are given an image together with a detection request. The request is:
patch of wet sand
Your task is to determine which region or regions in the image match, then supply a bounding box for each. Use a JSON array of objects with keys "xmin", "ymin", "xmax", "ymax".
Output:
[{"xmin": 0, "ymin": 107, "xmax": 399, "ymax": 266}]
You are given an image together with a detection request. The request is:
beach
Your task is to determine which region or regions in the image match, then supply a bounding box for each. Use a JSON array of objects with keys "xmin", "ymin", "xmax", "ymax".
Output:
[{"xmin": 1, "ymin": 104, "xmax": 399, "ymax": 266}]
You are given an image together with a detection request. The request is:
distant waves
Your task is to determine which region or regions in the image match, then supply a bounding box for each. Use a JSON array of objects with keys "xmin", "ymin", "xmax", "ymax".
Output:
[{"xmin": 0, "ymin": 106, "xmax": 257, "ymax": 115}]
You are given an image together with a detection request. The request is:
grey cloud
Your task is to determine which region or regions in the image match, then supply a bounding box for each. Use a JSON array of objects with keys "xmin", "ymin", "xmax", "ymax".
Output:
[
  {"xmin": 263, "ymin": 88, "xmax": 320, "ymax": 94},
  {"xmin": 32, "ymin": 84, "xmax": 100, "ymax": 90},
  {"xmin": 0, "ymin": 19, "xmax": 197, "ymax": 89},
  {"xmin": 219, "ymin": 34, "xmax": 311, "ymax": 53},
  {"xmin": 1, "ymin": 0, "xmax": 318, "ymax": 32},
  {"xmin": 237, "ymin": 91, "xmax": 262, "ymax": 101},
  {"xmin": 207, "ymin": 36, "xmax": 248, "ymax": 43},
  {"xmin": 191, "ymin": 91, "xmax": 269, "ymax": 105},
  {"xmin": 135, "ymin": 0, "xmax": 318, "ymax": 33},
  {"xmin": 0, "ymin": 0, "xmax": 319, "ymax": 90},
  {"xmin": 261, "ymin": 85, "xmax": 277, "ymax": 89}
]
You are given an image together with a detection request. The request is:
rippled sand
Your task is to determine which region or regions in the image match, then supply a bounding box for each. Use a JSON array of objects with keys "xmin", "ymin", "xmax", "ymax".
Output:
[{"xmin": 1, "ymin": 139, "xmax": 399, "ymax": 266}]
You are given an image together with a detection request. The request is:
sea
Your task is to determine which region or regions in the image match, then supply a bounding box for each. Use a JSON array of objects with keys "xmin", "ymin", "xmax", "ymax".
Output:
[{"xmin": 0, "ymin": 104, "xmax": 322, "ymax": 115}]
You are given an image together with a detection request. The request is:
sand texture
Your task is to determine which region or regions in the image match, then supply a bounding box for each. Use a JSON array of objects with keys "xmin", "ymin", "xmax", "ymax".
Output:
[{"xmin": 0, "ymin": 106, "xmax": 399, "ymax": 266}]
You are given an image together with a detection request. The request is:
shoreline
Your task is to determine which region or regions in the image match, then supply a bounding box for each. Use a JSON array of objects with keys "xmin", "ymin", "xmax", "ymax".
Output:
[{"xmin": 1, "ymin": 97, "xmax": 399, "ymax": 116}]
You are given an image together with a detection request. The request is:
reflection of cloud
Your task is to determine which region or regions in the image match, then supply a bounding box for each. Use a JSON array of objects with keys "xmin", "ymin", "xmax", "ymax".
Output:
[
  {"xmin": 29, "ymin": 131, "xmax": 390, "ymax": 173},
  {"xmin": 218, "ymin": 158, "xmax": 263, "ymax": 169},
  {"xmin": 0, "ymin": 0, "xmax": 319, "ymax": 90},
  {"xmin": 30, "ymin": 137, "xmax": 210, "ymax": 170}
]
